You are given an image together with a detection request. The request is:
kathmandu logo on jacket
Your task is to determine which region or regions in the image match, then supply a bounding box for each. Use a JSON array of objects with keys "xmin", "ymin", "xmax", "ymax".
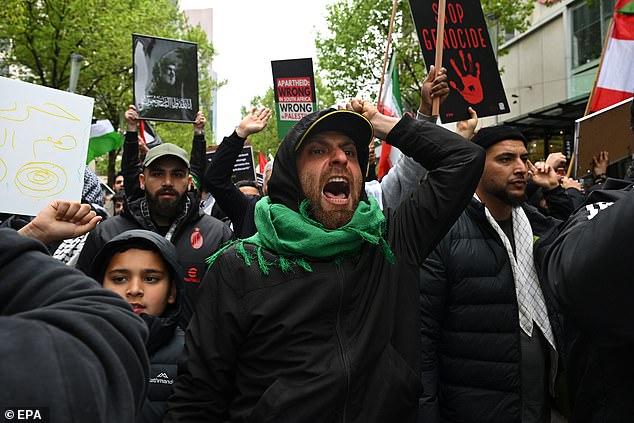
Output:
[
  {"xmin": 190, "ymin": 227, "xmax": 203, "ymax": 249},
  {"xmin": 149, "ymin": 372, "xmax": 173, "ymax": 385}
]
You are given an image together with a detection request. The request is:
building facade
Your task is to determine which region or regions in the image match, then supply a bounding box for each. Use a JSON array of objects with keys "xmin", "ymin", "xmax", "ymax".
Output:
[{"xmin": 480, "ymin": 0, "xmax": 616, "ymax": 173}]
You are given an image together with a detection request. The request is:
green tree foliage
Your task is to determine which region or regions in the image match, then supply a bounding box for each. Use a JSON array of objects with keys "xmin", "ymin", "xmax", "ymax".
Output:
[
  {"xmin": 315, "ymin": 0, "xmax": 534, "ymax": 111},
  {"xmin": 0, "ymin": 0, "xmax": 216, "ymax": 182},
  {"xmin": 240, "ymin": 76, "xmax": 336, "ymax": 168}
]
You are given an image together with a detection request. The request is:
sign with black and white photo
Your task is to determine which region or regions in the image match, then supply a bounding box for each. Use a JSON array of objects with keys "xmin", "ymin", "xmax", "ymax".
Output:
[
  {"xmin": 408, "ymin": 0, "xmax": 509, "ymax": 123},
  {"xmin": 133, "ymin": 34, "xmax": 199, "ymax": 123},
  {"xmin": 206, "ymin": 145, "xmax": 256, "ymax": 183},
  {"xmin": 271, "ymin": 58, "xmax": 317, "ymax": 141}
]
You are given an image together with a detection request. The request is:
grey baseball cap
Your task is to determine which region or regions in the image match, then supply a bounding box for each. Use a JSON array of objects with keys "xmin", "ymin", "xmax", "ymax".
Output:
[{"xmin": 143, "ymin": 143, "xmax": 189, "ymax": 168}]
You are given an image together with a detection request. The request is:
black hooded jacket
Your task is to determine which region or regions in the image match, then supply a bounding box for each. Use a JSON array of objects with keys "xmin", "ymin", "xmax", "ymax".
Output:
[
  {"xmin": 0, "ymin": 229, "xmax": 149, "ymax": 423},
  {"xmin": 535, "ymin": 184, "xmax": 634, "ymax": 422},
  {"xmin": 88, "ymin": 229, "xmax": 188, "ymax": 423},
  {"xmin": 165, "ymin": 112, "xmax": 485, "ymax": 422},
  {"xmin": 76, "ymin": 194, "xmax": 233, "ymax": 311}
]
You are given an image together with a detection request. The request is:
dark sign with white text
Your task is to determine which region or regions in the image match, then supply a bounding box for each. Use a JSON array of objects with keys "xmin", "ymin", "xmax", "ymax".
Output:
[
  {"xmin": 206, "ymin": 145, "xmax": 256, "ymax": 183},
  {"xmin": 133, "ymin": 34, "xmax": 199, "ymax": 123},
  {"xmin": 271, "ymin": 58, "xmax": 317, "ymax": 140},
  {"xmin": 408, "ymin": 0, "xmax": 509, "ymax": 122}
]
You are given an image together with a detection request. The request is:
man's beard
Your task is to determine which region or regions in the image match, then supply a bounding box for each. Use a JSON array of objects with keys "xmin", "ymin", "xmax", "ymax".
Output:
[
  {"xmin": 299, "ymin": 170, "xmax": 361, "ymax": 230},
  {"xmin": 146, "ymin": 189, "xmax": 187, "ymax": 221},
  {"xmin": 492, "ymin": 186, "xmax": 526, "ymax": 208}
]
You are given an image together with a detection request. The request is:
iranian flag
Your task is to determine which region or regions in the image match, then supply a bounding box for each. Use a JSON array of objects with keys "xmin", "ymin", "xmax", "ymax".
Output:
[
  {"xmin": 377, "ymin": 53, "xmax": 404, "ymax": 180},
  {"xmin": 86, "ymin": 120, "xmax": 123, "ymax": 163},
  {"xmin": 588, "ymin": 0, "xmax": 634, "ymax": 113}
]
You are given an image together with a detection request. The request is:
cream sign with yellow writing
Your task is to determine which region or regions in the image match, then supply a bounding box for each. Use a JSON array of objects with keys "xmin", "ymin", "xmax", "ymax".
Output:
[{"xmin": 0, "ymin": 77, "xmax": 94, "ymax": 216}]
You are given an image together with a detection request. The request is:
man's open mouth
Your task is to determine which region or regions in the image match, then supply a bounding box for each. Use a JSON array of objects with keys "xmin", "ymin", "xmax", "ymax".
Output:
[{"xmin": 323, "ymin": 177, "xmax": 350, "ymax": 204}]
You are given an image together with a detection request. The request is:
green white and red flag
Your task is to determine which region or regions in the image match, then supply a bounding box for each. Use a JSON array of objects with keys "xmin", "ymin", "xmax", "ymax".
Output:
[{"xmin": 377, "ymin": 53, "xmax": 404, "ymax": 180}]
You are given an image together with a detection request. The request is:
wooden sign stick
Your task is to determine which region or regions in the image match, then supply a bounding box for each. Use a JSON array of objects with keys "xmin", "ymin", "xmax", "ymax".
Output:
[{"xmin": 432, "ymin": 0, "xmax": 447, "ymax": 116}]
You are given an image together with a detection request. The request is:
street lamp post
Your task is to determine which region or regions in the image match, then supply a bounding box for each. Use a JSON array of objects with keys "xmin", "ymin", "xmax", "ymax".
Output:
[{"xmin": 68, "ymin": 53, "xmax": 83, "ymax": 93}]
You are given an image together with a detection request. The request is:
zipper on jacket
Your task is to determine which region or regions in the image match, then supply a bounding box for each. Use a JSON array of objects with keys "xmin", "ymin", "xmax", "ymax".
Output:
[{"xmin": 335, "ymin": 262, "xmax": 351, "ymax": 422}]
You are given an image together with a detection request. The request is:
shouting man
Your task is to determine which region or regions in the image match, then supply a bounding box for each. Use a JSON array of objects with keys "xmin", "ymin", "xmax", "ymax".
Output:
[{"xmin": 165, "ymin": 98, "xmax": 484, "ymax": 422}]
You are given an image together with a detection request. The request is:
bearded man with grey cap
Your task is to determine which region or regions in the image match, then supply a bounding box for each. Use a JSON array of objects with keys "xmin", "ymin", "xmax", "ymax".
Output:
[
  {"xmin": 419, "ymin": 126, "xmax": 566, "ymax": 423},
  {"xmin": 77, "ymin": 143, "xmax": 233, "ymax": 315},
  {"xmin": 165, "ymin": 99, "xmax": 484, "ymax": 422}
]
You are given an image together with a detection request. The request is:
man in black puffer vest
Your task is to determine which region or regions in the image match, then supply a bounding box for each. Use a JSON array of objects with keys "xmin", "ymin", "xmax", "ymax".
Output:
[{"xmin": 418, "ymin": 126, "xmax": 566, "ymax": 423}]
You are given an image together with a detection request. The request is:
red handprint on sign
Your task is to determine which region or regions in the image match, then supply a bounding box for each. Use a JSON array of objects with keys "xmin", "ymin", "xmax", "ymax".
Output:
[{"xmin": 449, "ymin": 50, "xmax": 484, "ymax": 105}]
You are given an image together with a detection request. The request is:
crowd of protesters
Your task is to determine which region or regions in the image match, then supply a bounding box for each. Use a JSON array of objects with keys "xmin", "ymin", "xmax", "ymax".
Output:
[{"xmin": 1, "ymin": 63, "xmax": 634, "ymax": 423}]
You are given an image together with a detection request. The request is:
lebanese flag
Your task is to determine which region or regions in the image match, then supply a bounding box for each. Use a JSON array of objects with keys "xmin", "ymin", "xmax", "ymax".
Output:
[
  {"xmin": 588, "ymin": 0, "xmax": 634, "ymax": 113},
  {"xmin": 377, "ymin": 53, "xmax": 404, "ymax": 180}
]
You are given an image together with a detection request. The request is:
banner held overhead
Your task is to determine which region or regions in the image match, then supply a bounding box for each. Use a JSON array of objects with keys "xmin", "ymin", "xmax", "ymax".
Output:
[
  {"xmin": 271, "ymin": 58, "xmax": 317, "ymax": 141},
  {"xmin": 409, "ymin": 0, "xmax": 509, "ymax": 123},
  {"xmin": 133, "ymin": 34, "xmax": 199, "ymax": 123}
]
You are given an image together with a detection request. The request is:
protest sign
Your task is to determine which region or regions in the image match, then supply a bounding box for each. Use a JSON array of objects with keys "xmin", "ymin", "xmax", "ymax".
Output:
[
  {"xmin": 574, "ymin": 97, "xmax": 634, "ymax": 177},
  {"xmin": 133, "ymin": 34, "xmax": 199, "ymax": 123},
  {"xmin": 271, "ymin": 58, "xmax": 317, "ymax": 140},
  {"xmin": 409, "ymin": 0, "xmax": 509, "ymax": 122},
  {"xmin": 206, "ymin": 145, "xmax": 256, "ymax": 183},
  {"xmin": 0, "ymin": 77, "xmax": 94, "ymax": 216}
]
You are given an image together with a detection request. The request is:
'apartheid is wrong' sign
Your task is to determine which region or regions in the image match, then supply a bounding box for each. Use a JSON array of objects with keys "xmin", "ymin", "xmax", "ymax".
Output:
[
  {"xmin": 409, "ymin": 0, "xmax": 509, "ymax": 123},
  {"xmin": 271, "ymin": 58, "xmax": 317, "ymax": 140}
]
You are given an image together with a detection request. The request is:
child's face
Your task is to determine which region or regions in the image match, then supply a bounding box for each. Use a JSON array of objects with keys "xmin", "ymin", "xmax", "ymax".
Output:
[{"xmin": 102, "ymin": 248, "xmax": 176, "ymax": 316}]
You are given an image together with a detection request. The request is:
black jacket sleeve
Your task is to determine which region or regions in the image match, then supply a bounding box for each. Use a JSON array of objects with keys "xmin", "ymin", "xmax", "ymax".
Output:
[
  {"xmin": 0, "ymin": 229, "xmax": 149, "ymax": 422},
  {"xmin": 189, "ymin": 133, "xmax": 206, "ymax": 191},
  {"xmin": 565, "ymin": 187, "xmax": 586, "ymax": 210},
  {"xmin": 385, "ymin": 114, "xmax": 485, "ymax": 265},
  {"xmin": 204, "ymin": 131, "xmax": 252, "ymax": 236},
  {"xmin": 122, "ymin": 131, "xmax": 144, "ymax": 202},
  {"xmin": 537, "ymin": 189, "xmax": 634, "ymax": 347},
  {"xmin": 543, "ymin": 185, "xmax": 574, "ymax": 220}
]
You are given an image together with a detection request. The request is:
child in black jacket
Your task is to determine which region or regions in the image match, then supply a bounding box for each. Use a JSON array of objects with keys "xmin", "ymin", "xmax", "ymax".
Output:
[{"xmin": 88, "ymin": 229, "xmax": 187, "ymax": 423}]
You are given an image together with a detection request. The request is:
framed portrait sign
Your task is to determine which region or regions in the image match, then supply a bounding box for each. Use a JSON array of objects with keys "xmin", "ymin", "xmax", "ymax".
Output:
[{"xmin": 133, "ymin": 34, "xmax": 199, "ymax": 123}]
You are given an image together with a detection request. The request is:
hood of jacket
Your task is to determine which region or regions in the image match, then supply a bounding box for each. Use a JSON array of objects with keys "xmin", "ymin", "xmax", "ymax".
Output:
[
  {"xmin": 87, "ymin": 229, "xmax": 186, "ymax": 355},
  {"xmin": 267, "ymin": 108, "xmax": 372, "ymax": 212}
]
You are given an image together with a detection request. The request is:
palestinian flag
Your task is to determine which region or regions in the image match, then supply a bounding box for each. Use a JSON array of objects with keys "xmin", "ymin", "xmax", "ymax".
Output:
[
  {"xmin": 588, "ymin": 0, "xmax": 634, "ymax": 113},
  {"xmin": 86, "ymin": 120, "xmax": 123, "ymax": 163}
]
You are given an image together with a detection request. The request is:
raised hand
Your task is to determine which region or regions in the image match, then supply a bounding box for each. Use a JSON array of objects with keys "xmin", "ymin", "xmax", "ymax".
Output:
[
  {"xmin": 18, "ymin": 200, "xmax": 102, "ymax": 244},
  {"xmin": 419, "ymin": 65, "xmax": 450, "ymax": 116},
  {"xmin": 592, "ymin": 150, "xmax": 609, "ymax": 176},
  {"xmin": 545, "ymin": 152, "xmax": 567, "ymax": 171},
  {"xmin": 561, "ymin": 176, "xmax": 584, "ymax": 193},
  {"xmin": 449, "ymin": 50, "xmax": 484, "ymax": 105},
  {"xmin": 125, "ymin": 105, "xmax": 139, "ymax": 132},
  {"xmin": 528, "ymin": 160, "xmax": 560, "ymax": 191},
  {"xmin": 236, "ymin": 107, "xmax": 272, "ymax": 139},
  {"xmin": 456, "ymin": 107, "xmax": 478, "ymax": 140},
  {"xmin": 345, "ymin": 99, "xmax": 399, "ymax": 140},
  {"xmin": 194, "ymin": 111, "xmax": 206, "ymax": 135}
]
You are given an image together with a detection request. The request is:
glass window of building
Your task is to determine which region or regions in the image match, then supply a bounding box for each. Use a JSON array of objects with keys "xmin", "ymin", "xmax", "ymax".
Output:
[{"xmin": 570, "ymin": 0, "xmax": 616, "ymax": 96}]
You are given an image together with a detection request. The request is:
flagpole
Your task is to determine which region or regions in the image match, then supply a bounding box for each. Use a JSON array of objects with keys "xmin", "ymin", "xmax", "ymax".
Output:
[
  {"xmin": 565, "ymin": 153, "xmax": 576, "ymax": 178},
  {"xmin": 584, "ymin": 18, "xmax": 614, "ymax": 116},
  {"xmin": 432, "ymin": 0, "xmax": 447, "ymax": 116},
  {"xmin": 377, "ymin": 0, "xmax": 399, "ymax": 108}
]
